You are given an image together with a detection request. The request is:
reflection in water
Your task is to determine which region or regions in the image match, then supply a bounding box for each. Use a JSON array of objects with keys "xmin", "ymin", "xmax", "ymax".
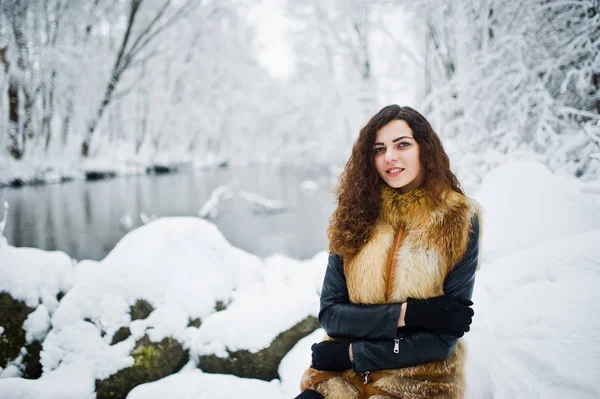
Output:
[{"xmin": 0, "ymin": 167, "xmax": 336, "ymax": 261}]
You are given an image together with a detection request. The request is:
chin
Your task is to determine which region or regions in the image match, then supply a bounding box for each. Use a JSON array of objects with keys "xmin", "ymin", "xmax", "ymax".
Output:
[{"xmin": 385, "ymin": 180, "xmax": 406, "ymax": 189}]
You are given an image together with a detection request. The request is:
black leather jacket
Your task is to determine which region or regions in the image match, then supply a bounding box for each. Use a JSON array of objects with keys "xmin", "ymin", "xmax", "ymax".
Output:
[{"xmin": 318, "ymin": 216, "xmax": 480, "ymax": 373}]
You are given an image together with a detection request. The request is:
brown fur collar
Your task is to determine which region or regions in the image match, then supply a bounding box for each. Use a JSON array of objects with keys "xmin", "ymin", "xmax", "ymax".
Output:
[{"xmin": 344, "ymin": 184, "xmax": 483, "ymax": 305}]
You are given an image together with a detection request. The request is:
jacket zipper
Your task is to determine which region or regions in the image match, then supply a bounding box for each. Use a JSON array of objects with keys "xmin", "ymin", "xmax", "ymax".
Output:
[
  {"xmin": 394, "ymin": 338, "xmax": 400, "ymax": 353},
  {"xmin": 361, "ymin": 370, "xmax": 371, "ymax": 399}
]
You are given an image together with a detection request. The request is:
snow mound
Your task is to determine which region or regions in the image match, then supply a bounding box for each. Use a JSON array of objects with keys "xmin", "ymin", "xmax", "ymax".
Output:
[
  {"xmin": 474, "ymin": 160, "xmax": 600, "ymax": 262},
  {"xmin": 44, "ymin": 217, "xmax": 263, "ymax": 380},
  {"xmin": 185, "ymin": 252, "xmax": 326, "ymax": 357},
  {"xmin": 126, "ymin": 369, "xmax": 284, "ymax": 399},
  {"xmin": 466, "ymin": 228, "xmax": 600, "ymax": 399}
]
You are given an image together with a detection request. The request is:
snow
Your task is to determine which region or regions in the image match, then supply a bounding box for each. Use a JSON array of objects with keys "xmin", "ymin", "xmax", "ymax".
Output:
[
  {"xmin": 300, "ymin": 180, "xmax": 319, "ymax": 192},
  {"xmin": 0, "ymin": 245, "xmax": 74, "ymax": 310},
  {"xmin": 1, "ymin": 160, "xmax": 599, "ymax": 398},
  {"xmin": 126, "ymin": 370, "xmax": 284, "ymax": 399},
  {"xmin": 23, "ymin": 305, "xmax": 51, "ymax": 344},
  {"xmin": 278, "ymin": 328, "xmax": 325, "ymax": 397},
  {"xmin": 43, "ymin": 217, "xmax": 264, "ymax": 380},
  {"xmin": 185, "ymin": 253, "xmax": 325, "ymax": 357},
  {"xmin": 465, "ymin": 227, "xmax": 600, "ymax": 398},
  {"xmin": 473, "ymin": 160, "xmax": 600, "ymax": 263}
]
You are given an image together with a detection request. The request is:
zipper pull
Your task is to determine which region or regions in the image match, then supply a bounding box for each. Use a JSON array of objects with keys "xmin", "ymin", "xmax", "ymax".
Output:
[
  {"xmin": 363, "ymin": 371, "xmax": 370, "ymax": 385},
  {"xmin": 394, "ymin": 338, "xmax": 400, "ymax": 353}
]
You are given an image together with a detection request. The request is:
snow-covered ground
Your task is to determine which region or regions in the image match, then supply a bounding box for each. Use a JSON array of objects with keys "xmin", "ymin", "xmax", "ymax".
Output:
[{"xmin": 1, "ymin": 160, "xmax": 599, "ymax": 398}]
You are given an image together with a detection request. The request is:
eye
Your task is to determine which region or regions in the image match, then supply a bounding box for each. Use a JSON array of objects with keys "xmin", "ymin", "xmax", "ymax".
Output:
[
  {"xmin": 374, "ymin": 147, "xmax": 385, "ymax": 154},
  {"xmin": 397, "ymin": 142, "xmax": 410, "ymax": 148}
]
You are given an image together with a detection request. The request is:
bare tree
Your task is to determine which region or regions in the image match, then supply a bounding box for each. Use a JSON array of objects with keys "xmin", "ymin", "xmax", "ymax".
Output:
[{"xmin": 80, "ymin": 0, "xmax": 200, "ymax": 157}]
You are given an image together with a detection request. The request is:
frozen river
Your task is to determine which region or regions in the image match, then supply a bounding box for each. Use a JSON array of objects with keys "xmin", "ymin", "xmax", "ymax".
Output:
[{"xmin": 0, "ymin": 166, "xmax": 336, "ymax": 261}]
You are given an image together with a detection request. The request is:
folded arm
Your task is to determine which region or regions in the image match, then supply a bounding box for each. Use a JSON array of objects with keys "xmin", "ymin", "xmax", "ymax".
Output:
[
  {"xmin": 351, "ymin": 215, "xmax": 480, "ymax": 372},
  {"xmin": 318, "ymin": 253, "xmax": 402, "ymax": 340}
]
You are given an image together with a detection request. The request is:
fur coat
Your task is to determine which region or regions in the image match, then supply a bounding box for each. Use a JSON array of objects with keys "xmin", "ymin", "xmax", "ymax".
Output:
[{"xmin": 300, "ymin": 184, "xmax": 483, "ymax": 399}]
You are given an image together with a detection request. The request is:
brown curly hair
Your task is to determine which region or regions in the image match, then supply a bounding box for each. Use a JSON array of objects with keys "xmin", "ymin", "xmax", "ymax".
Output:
[{"xmin": 328, "ymin": 105, "xmax": 464, "ymax": 259}]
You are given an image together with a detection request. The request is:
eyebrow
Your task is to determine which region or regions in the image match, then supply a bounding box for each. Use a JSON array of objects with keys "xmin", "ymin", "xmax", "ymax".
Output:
[{"xmin": 374, "ymin": 136, "xmax": 414, "ymax": 146}]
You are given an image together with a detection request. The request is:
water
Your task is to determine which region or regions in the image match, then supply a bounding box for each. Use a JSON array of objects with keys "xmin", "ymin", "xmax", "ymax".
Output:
[{"xmin": 0, "ymin": 167, "xmax": 337, "ymax": 261}]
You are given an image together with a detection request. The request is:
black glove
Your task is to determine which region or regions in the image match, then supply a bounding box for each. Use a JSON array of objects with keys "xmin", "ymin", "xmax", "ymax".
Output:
[
  {"xmin": 294, "ymin": 390, "xmax": 324, "ymax": 399},
  {"xmin": 404, "ymin": 295, "xmax": 474, "ymax": 337},
  {"xmin": 310, "ymin": 341, "xmax": 352, "ymax": 371}
]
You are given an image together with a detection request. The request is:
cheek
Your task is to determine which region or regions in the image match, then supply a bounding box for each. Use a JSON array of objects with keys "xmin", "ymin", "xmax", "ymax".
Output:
[{"xmin": 374, "ymin": 156, "xmax": 385, "ymax": 174}]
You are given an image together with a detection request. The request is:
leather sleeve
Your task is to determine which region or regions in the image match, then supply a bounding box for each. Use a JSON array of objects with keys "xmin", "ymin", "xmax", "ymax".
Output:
[
  {"xmin": 352, "ymin": 215, "xmax": 480, "ymax": 372},
  {"xmin": 318, "ymin": 253, "xmax": 402, "ymax": 340}
]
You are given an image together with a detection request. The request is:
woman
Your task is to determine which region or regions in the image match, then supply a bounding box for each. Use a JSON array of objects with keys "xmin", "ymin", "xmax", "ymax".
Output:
[{"xmin": 296, "ymin": 105, "xmax": 483, "ymax": 399}]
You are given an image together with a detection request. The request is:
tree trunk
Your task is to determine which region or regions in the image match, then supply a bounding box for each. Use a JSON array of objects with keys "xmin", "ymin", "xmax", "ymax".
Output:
[
  {"xmin": 81, "ymin": 0, "xmax": 142, "ymax": 157},
  {"xmin": 7, "ymin": 76, "xmax": 21, "ymax": 159}
]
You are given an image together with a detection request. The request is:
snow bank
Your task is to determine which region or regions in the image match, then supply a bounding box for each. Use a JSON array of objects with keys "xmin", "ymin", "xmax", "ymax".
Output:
[
  {"xmin": 466, "ymin": 227, "xmax": 600, "ymax": 398},
  {"xmin": 474, "ymin": 160, "xmax": 600, "ymax": 262},
  {"xmin": 186, "ymin": 253, "xmax": 325, "ymax": 357}
]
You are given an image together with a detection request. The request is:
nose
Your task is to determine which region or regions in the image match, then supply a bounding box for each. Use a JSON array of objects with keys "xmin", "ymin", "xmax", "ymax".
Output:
[{"xmin": 385, "ymin": 148, "xmax": 398, "ymax": 163}]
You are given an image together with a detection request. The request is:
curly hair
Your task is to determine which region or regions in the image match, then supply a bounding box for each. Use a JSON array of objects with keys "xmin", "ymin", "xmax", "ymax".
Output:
[{"xmin": 328, "ymin": 105, "xmax": 464, "ymax": 259}]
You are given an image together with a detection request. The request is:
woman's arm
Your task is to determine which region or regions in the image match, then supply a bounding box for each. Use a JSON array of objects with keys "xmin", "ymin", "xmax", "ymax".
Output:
[
  {"xmin": 318, "ymin": 253, "xmax": 402, "ymax": 340},
  {"xmin": 350, "ymin": 215, "xmax": 480, "ymax": 372}
]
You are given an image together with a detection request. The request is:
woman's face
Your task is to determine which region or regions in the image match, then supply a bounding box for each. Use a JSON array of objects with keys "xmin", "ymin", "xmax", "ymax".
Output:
[{"xmin": 373, "ymin": 119, "xmax": 424, "ymax": 192}]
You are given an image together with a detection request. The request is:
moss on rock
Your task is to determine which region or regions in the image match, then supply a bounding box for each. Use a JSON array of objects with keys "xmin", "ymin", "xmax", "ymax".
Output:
[
  {"xmin": 198, "ymin": 316, "xmax": 320, "ymax": 381},
  {"xmin": 0, "ymin": 292, "xmax": 35, "ymax": 368},
  {"xmin": 95, "ymin": 335, "xmax": 188, "ymax": 399},
  {"xmin": 187, "ymin": 318, "xmax": 202, "ymax": 328},
  {"xmin": 130, "ymin": 299, "xmax": 153, "ymax": 321}
]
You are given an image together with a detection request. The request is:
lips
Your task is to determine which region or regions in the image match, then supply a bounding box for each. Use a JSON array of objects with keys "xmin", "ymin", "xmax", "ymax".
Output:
[{"xmin": 386, "ymin": 167, "xmax": 404, "ymax": 177}]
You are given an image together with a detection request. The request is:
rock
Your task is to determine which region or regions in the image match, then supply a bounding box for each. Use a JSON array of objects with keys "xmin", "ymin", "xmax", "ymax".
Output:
[
  {"xmin": 145, "ymin": 165, "xmax": 177, "ymax": 175},
  {"xmin": 187, "ymin": 318, "xmax": 202, "ymax": 328},
  {"xmin": 95, "ymin": 336, "xmax": 188, "ymax": 399},
  {"xmin": 22, "ymin": 341, "xmax": 43, "ymax": 379},
  {"xmin": 198, "ymin": 316, "xmax": 320, "ymax": 381},
  {"xmin": 0, "ymin": 292, "xmax": 35, "ymax": 369},
  {"xmin": 111, "ymin": 327, "xmax": 131, "ymax": 345},
  {"xmin": 85, "ymin": 171, "xmax": 117, "ymax": 181},
  {"xmin": 130, "ymin": 299, "xmax": 153, "ymax": 321},
  {"xmin": 215, "ymin": 300, "xmax": 227, "ymax": 312}
]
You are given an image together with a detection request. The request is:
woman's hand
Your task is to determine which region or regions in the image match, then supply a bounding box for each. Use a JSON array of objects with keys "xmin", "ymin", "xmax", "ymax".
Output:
[
  {"xmin": 311, "ymin": 341, "xmax": 353, "ymax": 371},
  {"xmin": 404, "ymin": 295, "xmax": 474, "ymax": 337}
]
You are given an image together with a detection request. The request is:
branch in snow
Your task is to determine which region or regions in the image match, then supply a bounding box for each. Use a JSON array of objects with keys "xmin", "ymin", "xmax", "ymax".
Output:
[
  {"xmin": 199, "ymin": 185, "xmax": 233, "ymax": 220},
  {"xmin": 582, "ymin": 124, "xmax": 600, "ymax": 148},
  {"xmin": 140, "ymin": 212, "xmax": 159, "ymax": 225},
  {"xmin": 0, "ymin": 201, "xmax": 8, "ymax": 247},
  {"xmin": 238, "ymin": 191, "xmax": 286, "ymax": 215},
  {"xmin": 119, "ymin": 214, "xmax": 134, "ymax": 233}
]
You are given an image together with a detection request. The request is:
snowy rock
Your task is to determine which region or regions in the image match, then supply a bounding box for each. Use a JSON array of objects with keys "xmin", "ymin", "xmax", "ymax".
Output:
[
  {"xmin": 185, "ymin": 253, "xmax": 326, "ymax": 378},
  {"xmin": 95, "ymin": 336, "xmax": 188, "ymax": 399},
  {"xmin": 0, "ymin": 293, "xmax": 34, "ymax": 371},
  {"xmin": 24, "ymin": 217, "xmax": 263, "ymax": 398},
  {"xmin": 198, "ymin": 316, "xmax": 319, "ymax": 381},
  {"xmin": 0, "ymin": 245, "xmax": 74, "ymax": 377}
]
